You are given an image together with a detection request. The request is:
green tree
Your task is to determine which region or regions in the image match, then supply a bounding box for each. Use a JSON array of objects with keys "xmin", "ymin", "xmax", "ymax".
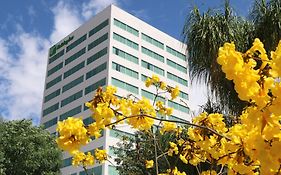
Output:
[
  {"xmin": 183, "ymin": 0, "xmax": 255, "ymax": 115},
  {"xmin": 0, "ymin": 119, "xmax": 62, "ymax": 175}
]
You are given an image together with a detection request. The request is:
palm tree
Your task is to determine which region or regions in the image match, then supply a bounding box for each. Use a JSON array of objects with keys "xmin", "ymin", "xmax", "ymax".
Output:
[{"xmin": 183, "ymin": 0, "xmax": 255, "ymax": 115}]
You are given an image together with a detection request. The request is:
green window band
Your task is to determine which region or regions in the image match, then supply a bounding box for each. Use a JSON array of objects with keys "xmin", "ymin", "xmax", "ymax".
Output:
[
  {"xmin": 141, "ymin": 60, "xmax": 164, "ymax": 76},
  {"xmin": 43, "ymin": 102, "xmax": 59, "ymax": 117},
  {"xmin": 46, "ymin": 75, "xmax": 62, "ymax": 89},
  {"xmin": 167, "ymin": 58, "xmax": 187, "ymax": 73},
  {"xmin": 167, "ymin": 72, "xmax": 188, "ymax": 86},
  {"xmin": 62, "ymin": 75, "xmax": 84, "ymax": 93},
  {"xmin": 141, "ymin": 89, "xmax": 165, "ymax": 102},
  {"xmin": 114, "ymin": 18, "xmax": 139, "ymax": 36},
  {"xmin": 141, "ymin": 33, "xmax": 164, "ymax": 49},
  {"xmin": 113, "ymin": 33, "xmax": 138, "ymax": 50},
  {"xmin": 141, "ymin": 47, "xmax": 164, "ymax": 62},
  {"xmin": 65, "ymin": 47, "xmax": 86, "ymax": 65},
  {"xmin": 62, "ymin": 157, "xmax": 72, "ymax": 168},
  {"xmin": 64, "ymin": 61, "xmax": 85, "ymax": 79},
  {"xmin": 47, "ymin": 62, "xmax": 63, "ymax": 76},
  {"xmin": 168, "ymin": 100, "xmax": 189, "ymax": 113},
  {"xmin": 61, "ymin": 90, "xmax": 83, "ymax": 107},
  {"xmin": 166, "ymin": 46, "xmax": 186, "ymax": 61},
  {"xmin": 79, "ymin": 165, "xmax": 102, "ymax": 175},
  {"xmin": 111, "ymin": 77, "xmax": 138, "ymax": 94},
  {"xmin": 112, "ymin": 62, "xmax": 138, "ymax": 79},
  {"xmin": 49, "ymin": 49, "xmax": 64, "ymax": 64},
  {"xmin": 86, "ymin": 62, "xmax": 107, "ymax": 80},
  {"xmin": 85, "ymin": 78, "xmax": 106, "ymax": 95},
  {"xmin": 112, "ymin": 47, "xmax": 138, "ymax": 64},
  {"xmin": 59, "ymin": 105, "xmax": 82, "ymax": 121},
  {"xmin": 44, "ymin": 89, "xmax": 61, "ymax": 103},
  {"xmin": 179, "ymin": 91, "xmax": 189, "ymax": 100},
  {"xmin": 43, "ymin": 117, "xmax": 58, "ymax": 129},
  {"xmin": 66, "ymin": 34, "xmax": 87, "ymax": 52},
  {"xmin": 88, "ymin": 33, "xmax": 108, "ymax": 51},
  {"xmin": 87, "ymin": 47, "xmax": 108, "ymax": 65},
  {"xmin": 89, "ymin": 19, "xmax": 109, "ymax": 37}
]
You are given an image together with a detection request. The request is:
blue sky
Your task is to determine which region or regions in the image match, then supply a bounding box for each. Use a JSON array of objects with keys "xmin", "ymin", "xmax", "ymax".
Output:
[{"xmin": 0, "ymin": 0, "xmax": 253, "ymax": 124}]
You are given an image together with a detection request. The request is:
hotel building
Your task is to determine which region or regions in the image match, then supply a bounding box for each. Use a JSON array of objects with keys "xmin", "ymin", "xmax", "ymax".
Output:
[{"xmin": 41, "ymin": 4, "xmax": 190, "ymax": 175}]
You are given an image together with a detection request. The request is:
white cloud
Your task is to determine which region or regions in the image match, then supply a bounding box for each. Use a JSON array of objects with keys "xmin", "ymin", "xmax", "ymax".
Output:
[
  {"xmin": 0, "ymin": 0, "xmax": 122, "ymax": 124},
  {"xmin": 50, "ymin": 1, "xmax": 82, "ymax": 44},
  {"xmin": 82, "ymin": 0, "xmax": 118, "ymax": 20}
]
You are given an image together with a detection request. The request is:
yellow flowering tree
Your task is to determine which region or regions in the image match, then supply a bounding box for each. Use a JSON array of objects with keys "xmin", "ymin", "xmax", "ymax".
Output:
[{"xmin": 56, "ymin": 39, "xmax": 281, "ymax": 175}]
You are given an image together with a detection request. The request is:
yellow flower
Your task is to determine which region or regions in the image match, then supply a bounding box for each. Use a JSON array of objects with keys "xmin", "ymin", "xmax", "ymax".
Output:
[
  {"xmin": 94, "ymin": 148, "xmax": 107, "ymax": 163},
  {"xmin": 160, "ymin": 121, "xmax": 177, "ymax": 134},
  {"xmin": 145, "ymin": 78, "xmax": 153, "ymax": 87},
  {"xmin": 171, "ymin": 86, "xmax": 180, "ymax": 100},
  {"xmin": 56, "ymin": 117, "xmax": 90, "ymax": 153},
  {"xmin": 72, "ymin": 151, "xmax": 94, "ymax": 167},
  {"xmin": 145, "ymin": 160, "xmax": 154, "ymax": 169},
  {"xmin": 151, "ymin": 74, "xmax": 160, "ymax": 83},
  {"xmin": 160, "ymin": 81, "xmax": 166, "ymax": 90}
]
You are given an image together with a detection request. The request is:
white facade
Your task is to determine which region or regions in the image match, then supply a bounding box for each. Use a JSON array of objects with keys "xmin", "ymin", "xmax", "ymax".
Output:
[{"xmin": 41, "ymin": 4, "xmax": 190, "ymax": 175}]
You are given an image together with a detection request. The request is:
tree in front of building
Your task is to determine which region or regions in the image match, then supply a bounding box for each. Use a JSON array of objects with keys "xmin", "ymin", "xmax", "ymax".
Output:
[{"xmin": 0, "ymin": 120, "xmax": 62, "ymax": 175}]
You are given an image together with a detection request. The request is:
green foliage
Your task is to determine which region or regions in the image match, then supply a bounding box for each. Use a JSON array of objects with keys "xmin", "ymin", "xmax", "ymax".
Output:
[
  {"xmin": 0, "ymin": 120, "xmax": 62, "ymax": 175},
  {"xmin": 113, "ymin": 127, "xmax": 211, "ymax": 175}
]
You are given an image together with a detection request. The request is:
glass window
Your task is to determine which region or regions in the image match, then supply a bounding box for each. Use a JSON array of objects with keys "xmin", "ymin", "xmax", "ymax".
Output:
[
  {"xmin": 86, "ymin": 62, "xmax": 107, "ymax": 80},
  {"xmin": 88, "ymin": 33, "xmax": 108, "ymax": 51},
  {"xmin": 43, "ymin": 117, "xmax": 58, "ymax": 129},
  {"xmin": 89, "ymin": 19, "xmax": 109, "ymax": 37},
  {"xmin": 113, "ymin": 33, "xmax": 139, "ymax": 50},
  {"xmin": 114, "ymin": 18, "xmax": 139, "ymax": 37},
  {"xmin": 43, "ymin": 103, "xmax": 59, "ymax": 117},
  {"xmin": 111, "ymin": 78, "xmax": 138, "ymax": 94},
  {"xmin": 79, "ymin": 166, "xmax": 102, "ymax": 175},
  {"xmin": 87, "ymin": 47, "xmax": 108, "ymax": 65},
  {"xmin": 65, "ymin": 47, "xmax": 86, "ymax": 65},
  {"xmin": 166, "ymin": 46, "xmax": 186, "ymax": 61},
  {"xmin": 141, "ymin": 47, "xmax": 164, "ymax": 62},
  {"xmin": 112, "ymin": 62, "xmax": 138, "ymax": 79},
  {"xmin": 61, "ymin": 90, "xmax": 83, "ymax": 107},
  {"xmin": 62, "ymin": 75, "xmax": 84, "ymax": 93},
  {"xmin": 44, "ymin": 89, "xmax": 61, "ymax": 103},
  {"xmin": 62, "ymin": 157, "xmax": 72, "ymax": 168},
  {"xmin": 85, "ymin": 78, "xmax": 106, "ymax": 95},
  {"xmin": 141, "ymin": 60, "xmax": 164, "ymax": 76},
  {"xmin": 59, "ymin": 105, "xmax": 82, "ymax": 121},
  {"xmin": 112, "ymin": 47, "xmax": 138, "ymax": 64},
  {"xmin": 110, "ymin": 129, "xmax": 134, "ymax": 139},
  {"xmin": 66, "ymin": 34, "xmax": 87, "ymax": 52},
  {"xmin": 167, "ymin": 59, "xmax": 187, "ymax": 73},
  {"xmin": 64, "ymin": 61, "xmax": 85, "ymax": 79},
  {"xmin": 141, "ymin": 33, "xmax": 164, "ymax": 49},
  {"xmin": 49, "ymin": 49, "xmax": 64, "ymax": 64},
  {"xmin": 168, "ymin": 100, "xmax": 189, "ymax": 113},
  {"xmin": 108, "ymin": 165, "xmax": 119, "ymax": 175},
  {"xmin": 167, "ymin": 72, "xmax": 188, "ymax": 86},
  {"xmin": 46, "ymin": 75, "xmax": 62, "ymax": 89},
  {"xmin": 47, "ymin": 62, "xmax": 63, "ymax": 76},
  {"xmin": 141, "ymin": 89, "xmax": 165, "ymax": 102}
]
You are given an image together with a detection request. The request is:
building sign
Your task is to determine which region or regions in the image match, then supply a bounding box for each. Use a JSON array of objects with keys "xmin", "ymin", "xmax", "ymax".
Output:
[{"xmin": 49, "ymin": 36, "xmax": 74, "ymax": 57}]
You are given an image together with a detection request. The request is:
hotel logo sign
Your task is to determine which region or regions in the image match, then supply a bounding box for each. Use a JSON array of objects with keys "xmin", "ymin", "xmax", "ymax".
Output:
[{"xmin": 49, "ymin": 36, "xmax": 74, "ymax": 57}]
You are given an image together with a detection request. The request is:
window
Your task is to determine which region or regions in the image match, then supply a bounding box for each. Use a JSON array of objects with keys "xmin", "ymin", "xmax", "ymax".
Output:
[
  {"xmin": 112, "ymin": 62, "xmax": 138, "ymax": 79},
  {"xmin": 167, "ymin": 72, "xmax": 188, "ymax": 86},
  {"xmin": 44, "ymin": 89, "xmax": 61, "ymax": 103},
  {"xmin": 168, "ymin": 100, "xmax": 189, "ymax": 113},
  {"xmin": 108, "ymin": 165, "xmax": 119, "ymax": 175},
  {"xmin": 49, "ymin": 49, "xmax": 64, "ymax": 64},
  {"xmin": 141, "ymin": 74, "xmax": 148, "ymax": 82},
  {"xmin": 83, "ymin": 117, "xmax": 94, "ymax": 126},
  {"xmin": 179, "ymin": 91, "xmax": 189, "ymax": 100},
  {"xmin": 87, "ymin": 47, "xmax": 108, "ymax": 65},
  {"xmin": 46, "ymin": 75, "xmax": 62, "ymax": 89},
  {"xmin": 169, "ymin": 115, "xmax": 187, "ymax": 122},
  {"xmin": 59, "ymin": 105, "xmax": 82, "ymax": 121},
  {"xmin": 65, "ymin": 47, "xmax": 86, "ymax": 65},
  {"xmin": 112, "ymin": 47, "xmax": 138, "ymax": 64},
  {"xmin": 141, "ymin": 89, "xmax": 165, "ymax": 102},
  {"xmin": 79, "ymin": 166, "xmax": 102, "ymax": 175},
  {"xmin": 166, "ymin": 46, "xmax": 186, "ymax": 61},
  {"xmin": 85, "ymin": 78, "xmax": 106, "ymax": 95},
  {"xmin": 141, "ymin": 33, "xmax": 164, "ymax": 49},
  {"xmin": 89, "ymin": 19, "xmax": 109, "ymax": 37},
  {"xmin": 141, "ymin": 47, "xmax": 164, "ymax": 62},
  {"xmin": 88, "ymin": 33, "xmax": 108, "ymax": 51},
  {"xmin": 86, "ymin": 62, "xmax": 107, "ymax": 80},
  {"xmin": 62, "ymin": 75, "xmax": 84, "ymax": 93},
  {"xmin": 64, "ymin": 61, "xmax": 85, "ymax": 79},
  {"xmin": 167, "ymin": 59, "xmax": 187, "ymax": 73},
  {"xmin": 66, "ymin": 34, "xmax": 87, "ymax": 52},
  {"xmin": 62, "ymin": 157, "xmax": 72, "ymax": 168},
  {"xmin": 47, "ymin": 62, "xmax": 63, "ymax": 76},
  {"xmin": 43, "ymin": 103, "xmax": 59, "ymax": 117},
  {"xmin": 114, "ymin": 18, "xmax": 139, "ymax": 36},
  {"xmin": 113, "ymin": 33, "xmax": 138, "ymax": 50},
  {"xmin": 43, "ymin": 117, "xmax": 58, "ymax": 129},
  {"xmin": 141, "ymin": 60, "xmax": 164, "ymax": 76},
  {"xmin": 110, "ymin": 129, "xmax": 134, "ymax": 139},
  {"xmin": 111, "ymin": 78, "xmax": 138, "ymax": 94},
  {"xmin": 61, "ymin": 90, "xmax": 83, "ymax": 107}
]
